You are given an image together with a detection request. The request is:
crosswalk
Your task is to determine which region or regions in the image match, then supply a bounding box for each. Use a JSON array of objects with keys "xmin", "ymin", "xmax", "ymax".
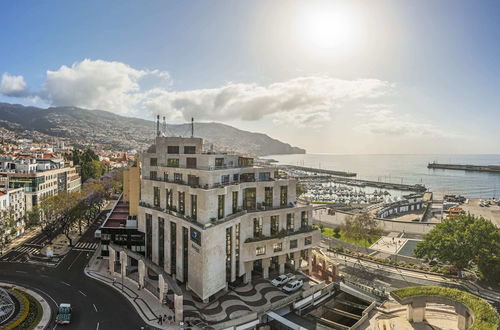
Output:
[
  {"xmin": 73, "ymin": 242, "xmax": 99, "ymax": 251},
  {"xmin": 14, "ymin": 246, "xmax": 40, "ymax": 255}
]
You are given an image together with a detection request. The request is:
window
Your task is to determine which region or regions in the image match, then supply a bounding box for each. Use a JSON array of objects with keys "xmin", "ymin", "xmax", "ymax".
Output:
[
  {"xmin": 178, "ymin": 191, "xmax": 185, "ymax": 214},
  {"xmin": 218, "ymin": 195, "xmax": 225, "ymax": 219},
  {"xmin": 259, "ymin": 172, "xmax": 270, "ymax": 181},
  {"xmin": 280, "ymin": 186, "xmax": 288, "ymax": 206},
  {"xmin": 150, "ymin": 171, "xmax": 157, "ymax": 180},
  {"xmin": 167, "ymin": 158, "xmax": 179, "ymax": 167},
  {"xmin": 215, "ymin": 158, "xmax": 224, "ymax": 168},
  {"xmin": 286, "ymin": 213, "xmax": 294, "ymax": 231},
  {"xmin": 186, "ymin": 157, "xmax": 197, "ymax": 168},
  {"xmin": 273, "ymin": 243, "xmax": 282, "ymax": 252},
  {"xmin": 166, "ymin": 189, "xmax": 173, "ymax": 210},
  {"xmin": 243, "ymin": 188, "xmax": 256, "ymax": 210},
  {"xmin": 221, "ymin": 175, "xmax": 230, "ymax": 184},
  {"xmin": 187, "ymin": 175, "xmax": 199, "ymax": 187},
  {"xmin": 146, "ymin": 214, "xmax": 153, "ymax": 259},
  {"xmin": 235, "ymin": 223, "xmax": 240, "ymax": 276},
  {"xmin": 301, "ymin": 211, "xmax": 309, "ymax": 228},
  {"xmin": 253, "ymin": 217, "xmax": 263, "ymax": 237},
  {"xmin": 167, "ymin": 146, "xmax": 180, "ymax": 154},
  {"xmin": 170, "ymin": 222, "xmax": 176, "ymax": 274},
  {"xmin": 174, "ymin": 173, "xmax": 183, "ymax": 182},
  {"xmin": 184, "ymin": 146, "xmax": 196, "ymax": 154},
  {"xmin": 256, "ymin": 246, "xmax": 266, "ymax": 256},
  {"xmin": 240, "ymin": 173, "xmax": 255, "ymax": 182},
  {"xmin": 226, "ymin": 227, "xmax": 232, "ymax": 282},
  {"xmin": 264, "ymin": 187, "xmax": 273, "ymax": 207},
  {"xmin": 305, "ymin": 236, "xmax": 312, "ymax": 246},
  {"xmin": 271, "ymin": 215, "xmax": 279, "ymax": 236},
  {"xmin": 290, "ymin": 239, "xmax": 298, "ymax": 249},
  {"xmin": 158, "ymin": 217, "xmax": 165, "ymax": 267},
  {"xmin": 150, "ymin": 158, "xmax": 157, "ymax": 166},
  {"xmin": 232, "ymin": 191, "xmax": 238, "ymax": 213},
  {"xmin": 153, "ymin": 187, "xmax": 160, "ymax": 207},
  {"xmin": 191, "ymin": 194, "xmax": 197, "ymax": 220},
  {"xmin": 164, "ymin": 172, "xmax": 168, "ymax": 182},
  {"xmin": 233, "ymin": 174, "xmax": 239, "ymax": 182}
]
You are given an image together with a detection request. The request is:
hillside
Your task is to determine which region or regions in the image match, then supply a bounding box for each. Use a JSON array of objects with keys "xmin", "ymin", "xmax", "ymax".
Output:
[{"xmin": 0, "ymin": 103, "xmax": 305, "ymax": 156}]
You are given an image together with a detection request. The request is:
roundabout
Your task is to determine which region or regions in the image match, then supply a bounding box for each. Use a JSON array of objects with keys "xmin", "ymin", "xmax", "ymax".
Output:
[{"xmin": 0, "ymin": 283, "xmax": 51, "ymax": 330}]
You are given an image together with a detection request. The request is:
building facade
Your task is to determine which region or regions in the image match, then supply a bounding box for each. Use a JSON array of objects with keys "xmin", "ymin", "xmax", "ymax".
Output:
[
  {"xmin": 0, "ymin": 187, "xmax": 26, "ymax": 240},
  {"xmin": 137, "ymin": 136, "xmax": 321, "ymax": 302},
  {"xmin": 4, "ymin": 167, "xmax": 81, "ymax": 210}
]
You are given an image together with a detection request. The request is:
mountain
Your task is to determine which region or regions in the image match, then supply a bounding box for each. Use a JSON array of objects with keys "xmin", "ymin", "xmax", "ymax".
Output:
[{"xmin": 0, "ymin": 103, "xmax": 305, "ymax": 156}]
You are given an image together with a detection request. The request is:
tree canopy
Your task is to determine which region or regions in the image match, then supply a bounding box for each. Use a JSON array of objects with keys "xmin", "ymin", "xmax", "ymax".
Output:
[
  {"xmin": 66, "ymin": 148, "xmax": 106, "ymax": 183},
  {"xmin": 342, "ymin": 212, "xmax": 381, "ymax": 242},
  {"xmin": 414, "ymin": 214, "xmax": 500, "ymax": 281}
]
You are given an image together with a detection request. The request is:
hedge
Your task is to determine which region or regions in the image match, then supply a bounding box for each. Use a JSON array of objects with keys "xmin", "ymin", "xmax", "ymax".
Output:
[{"xmin": 392, "ymin": 286, "xmax": 500, "ymax": 330}]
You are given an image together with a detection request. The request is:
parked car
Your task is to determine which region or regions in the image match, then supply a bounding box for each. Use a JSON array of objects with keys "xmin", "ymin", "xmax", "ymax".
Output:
[
  {"xmin": 282, "ymin": 279, "xmax": 304, "ymax": 293},
  {"xmin": 271, "ymin": 273, "xmax": 295, "ymax": 287}
]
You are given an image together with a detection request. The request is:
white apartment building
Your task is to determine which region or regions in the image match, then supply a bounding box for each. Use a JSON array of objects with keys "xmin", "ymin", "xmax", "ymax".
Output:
[
  {"xmin": 0, "ymin": 187, "xmax": 26, "ymax": 239},
  {"xmin": 138, "ymin": 136, "xmax": 321, "ymax": 302},
  {"xmin": 4, "ymin": 166, "xmax": 81, "ymax": 210}
]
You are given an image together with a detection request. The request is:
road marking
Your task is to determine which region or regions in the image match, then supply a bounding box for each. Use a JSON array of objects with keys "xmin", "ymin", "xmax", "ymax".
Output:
[
  {"xmin": 93, "ymin": 303, "xmax": 98, "ymax": 312},
  {"xmin": 61, "ymin": 281, "xmax": 71, "ymax": 287},
  {"xmin": 79, "ymin": 290, "xmax": 87, "ymax": 296},
  {"xmin": 96, "ymin": 322, "xmax": 99, "ymax": 330},
  {"xmin": 15, "ymin": 270, "xmax": 27, "ymax": 274},
  {"xmin": 67, "ymin": 251, "xmax": 82, "ymax": 271},
  {"xmin": 52, "ymin": 324, "xmax": 57, "ymax": 330}
]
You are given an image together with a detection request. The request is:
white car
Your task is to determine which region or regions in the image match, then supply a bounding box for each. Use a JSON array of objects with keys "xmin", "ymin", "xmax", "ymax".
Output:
[
  {"xmin": 282, "ymin": 279, "xmax": 303, "ymax": 293},
  {"xmin": 271, "ymin": 273, "xmax": 295, "ymax": 287}
]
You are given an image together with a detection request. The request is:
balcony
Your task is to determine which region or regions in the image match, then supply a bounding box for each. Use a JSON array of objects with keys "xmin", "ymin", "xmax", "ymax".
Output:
[
  {"xmin": 143, "ymin": 176, "xmax": 277, "ymax": 190},
  {"xmin": 244, "ymin": 225, "xmax": 317, "ymax": 243},
  {"xmin": 138, "ymin": 201, "xmax": 248, "ymax": 229}
]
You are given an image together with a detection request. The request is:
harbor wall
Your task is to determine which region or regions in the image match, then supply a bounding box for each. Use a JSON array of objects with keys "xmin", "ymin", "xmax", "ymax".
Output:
[{"xmin": 313, "ymin": 209, "xmax": 436, "ymax": 235}]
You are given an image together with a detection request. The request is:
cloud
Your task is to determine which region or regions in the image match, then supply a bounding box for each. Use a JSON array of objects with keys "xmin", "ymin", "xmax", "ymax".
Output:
[
  {"xmin": 142, "ymin": 76, "xmax": 393, "ymax": 125},
  {"xmin": 42, "ymin": 59, "xmax": 170, "ymax": 115},
  {"xmin": 0, "ymin": 73, "xmax": 28, "ymax": 97},
  {"xmin": 5, "ymin": 59, "xmax": 393, "ymax": 127},
  {"xmin": 357, "ymin": 106, "xmax": 447, "ymax": 137}
]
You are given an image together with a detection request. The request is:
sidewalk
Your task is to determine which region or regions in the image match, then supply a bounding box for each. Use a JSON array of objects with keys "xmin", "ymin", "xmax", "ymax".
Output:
[
  {"xmin": 84, "ymin": 253, "xmax": 178, "ymax": 329},
  {"xmin": 1, "ymin": 227, "xmax": 40, "ymax": 255}
]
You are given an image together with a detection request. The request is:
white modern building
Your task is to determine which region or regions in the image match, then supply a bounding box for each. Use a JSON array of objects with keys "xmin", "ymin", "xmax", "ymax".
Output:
[
  {"xmin": 0, "ymin": 187, "xmax": 26, "ymax": 240},
  {"xmin": 137, "ymin": 135, "xmax": 321, "ymax": 302}
]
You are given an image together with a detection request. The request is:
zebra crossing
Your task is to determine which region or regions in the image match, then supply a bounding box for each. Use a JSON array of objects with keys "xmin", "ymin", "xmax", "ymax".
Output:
[
  {"xmin": 14, "ymin": 245, "xmax": 40, "ymax": 255},
  {"xmin": 73, "ymin": 241, "xmax": 99, "ymax": 251}
]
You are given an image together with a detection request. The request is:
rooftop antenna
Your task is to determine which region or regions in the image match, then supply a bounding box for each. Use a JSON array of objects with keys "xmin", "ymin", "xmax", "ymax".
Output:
[
  {"xmin": 191, "ymin": 117, "xmax": 194, "ymax": 138},
  {"xmin": 162, "ymin": 116, "xmax": 167, "ymax": 137},
  {"xmin": 156, "ymin": 115, "xmax": 160, "ymax": 137}
]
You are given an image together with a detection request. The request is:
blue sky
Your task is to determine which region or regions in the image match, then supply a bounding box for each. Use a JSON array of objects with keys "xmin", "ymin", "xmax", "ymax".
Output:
[{"xmin": 1, "ymin": 0, "xmax": 499, "ymax": 154}]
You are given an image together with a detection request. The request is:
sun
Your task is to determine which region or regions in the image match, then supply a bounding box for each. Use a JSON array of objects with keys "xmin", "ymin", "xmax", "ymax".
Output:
[{"xmin": 296, "ymin": 4, "xmax": 361, "ymax": 56}]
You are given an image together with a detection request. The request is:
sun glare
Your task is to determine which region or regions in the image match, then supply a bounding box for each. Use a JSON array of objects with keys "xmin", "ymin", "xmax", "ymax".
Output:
[{"xmin": 297, "ymin": 4, "xmax": 361, "ymax": 56}]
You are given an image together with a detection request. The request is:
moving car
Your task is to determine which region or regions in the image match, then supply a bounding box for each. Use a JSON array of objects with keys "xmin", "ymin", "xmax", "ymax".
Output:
[
  {"xmin": 55, "ymin": 303, "xmax": 72, "ymax": 325},
  {"xmin": 271, "ymin": 273, "xmax": 295, "ymax": 287},
  {"xmin": 282, "ymin": 279, "xmax": 304, "ymax": 293}
]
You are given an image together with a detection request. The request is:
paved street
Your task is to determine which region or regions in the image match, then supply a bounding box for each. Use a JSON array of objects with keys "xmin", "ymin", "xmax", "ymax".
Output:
[{"xmin": 0, "ymin": 216, "xmax": 152, "ymax": 330}]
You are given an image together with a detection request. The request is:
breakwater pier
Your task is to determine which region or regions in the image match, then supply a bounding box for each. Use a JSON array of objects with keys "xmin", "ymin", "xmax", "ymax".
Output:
[
  {"xmin": 282, "ymin": 164, "xmax": 357, "ymax": 177},
  {"xmin": 428, "ymin": 162, "xmax": 500, "ymax": 173}
]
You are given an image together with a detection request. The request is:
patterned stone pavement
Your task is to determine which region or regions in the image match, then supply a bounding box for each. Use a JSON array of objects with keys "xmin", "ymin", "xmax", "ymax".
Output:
[{"xmin": 183, "ymin": 279, "xmax": 289, "ymax": 324}]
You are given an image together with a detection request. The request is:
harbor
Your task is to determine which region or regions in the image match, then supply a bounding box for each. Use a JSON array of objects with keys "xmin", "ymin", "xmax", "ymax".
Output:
[{"xmin": 428, "ymin": 162, "xmax": 500, "ymax": 173}]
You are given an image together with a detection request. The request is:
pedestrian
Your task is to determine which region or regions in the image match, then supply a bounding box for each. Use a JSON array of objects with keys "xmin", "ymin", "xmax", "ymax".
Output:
[
  {"xmin": 158, "ymin": 315, "xmax": 162, "ymax": 325},
  {"xmin": 167, "ymin": 315, "xmax": 172, "ymax": 323},
  {"xmin": 164, "ymin": 314, "xmax": 167, "ymax": 322}
]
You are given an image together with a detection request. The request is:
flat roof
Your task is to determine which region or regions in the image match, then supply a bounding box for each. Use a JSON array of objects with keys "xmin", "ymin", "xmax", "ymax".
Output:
[{"xmin": 103, "ymin": 199, "xmax": 131, "ymax": 228}]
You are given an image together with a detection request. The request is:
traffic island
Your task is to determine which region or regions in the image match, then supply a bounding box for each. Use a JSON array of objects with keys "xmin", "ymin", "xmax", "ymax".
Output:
[{"xmin": 0, "ymin": 284, "xmax": 51, "ymax": 330}]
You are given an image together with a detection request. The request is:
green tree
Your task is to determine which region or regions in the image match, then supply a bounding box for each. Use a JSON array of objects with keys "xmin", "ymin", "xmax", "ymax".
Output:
[
  {"xmin": 342, "ymin": 212, "xmax": 381, "ymax": 242},
  {"xmin": 80, "ymin": 160, "xmax": 106, "ymax": 183},
  {"xmin": 414, "ymin": 214, "xmax": 500, "ymax": 280}
]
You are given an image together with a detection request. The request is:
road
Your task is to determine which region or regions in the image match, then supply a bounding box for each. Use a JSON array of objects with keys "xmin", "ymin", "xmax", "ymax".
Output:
[{"xmin": 0, "ymin": 212, "xmax": 151, "ymax": 330}]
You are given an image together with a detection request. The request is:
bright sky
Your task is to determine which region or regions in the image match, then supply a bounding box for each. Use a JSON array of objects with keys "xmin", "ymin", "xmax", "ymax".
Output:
[{"xmin": 1, "ymin": 0, "xmax": 499, "ymax": 154}]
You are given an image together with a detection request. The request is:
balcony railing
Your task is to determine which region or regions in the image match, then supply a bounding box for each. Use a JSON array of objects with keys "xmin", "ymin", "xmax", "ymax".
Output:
[
  {"xmin": 157, "ymin": 163, "xmax": 261, "ymax": 171},
  {"xmin": 244, "ymin": 225, "xmax": 317, "ymax": 243},
  {"xmin": 143, "ymin": 176, "xmax": 277, "ymax": 190}
]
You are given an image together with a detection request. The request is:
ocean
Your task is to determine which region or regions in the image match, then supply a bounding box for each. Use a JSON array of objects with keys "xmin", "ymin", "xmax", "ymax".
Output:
[{"xmin": 264, "ymin": 154, "xmax": 500, "ymax": 199}]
